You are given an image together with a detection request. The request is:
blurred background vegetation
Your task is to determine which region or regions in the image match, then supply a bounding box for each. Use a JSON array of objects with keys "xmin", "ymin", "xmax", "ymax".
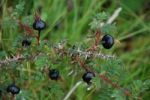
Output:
[{"xmin": 0, "ymin": 0, "xmax": 150, "ymax": 100}]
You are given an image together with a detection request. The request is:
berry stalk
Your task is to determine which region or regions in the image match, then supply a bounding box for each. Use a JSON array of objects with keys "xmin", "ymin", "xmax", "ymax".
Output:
[{"xmin": 37, "ymin": 30, "xmax": 41, "ymax": 45}]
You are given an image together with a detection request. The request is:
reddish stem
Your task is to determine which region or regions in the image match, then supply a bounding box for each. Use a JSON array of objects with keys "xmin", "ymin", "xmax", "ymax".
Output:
[
  {"xmin": 99, "ymin": 73, "xmax": 131, "ymax": 96},
  {"xmin": 35, "ymin": 11, "xmax": 41, "ymax": 21},
  {"xmin": 17, "ymin": 20, "xmax": 37, "ymax": 37},
  {"xmin": 74, "ymin": 54, "xmax": 131, "ymax": 97},
  {"xmin": 36, "ymin": 31, "xmax": 41, "ymax": 45},
  {"xmin": 86, "ymin": 30, "xmax": 101, "ymax": 52},
  {"xmin": 99, "ymin": 74, "xmax": 121, "ymax": 89},
  {"xmin": 18, "ymin": 20, "xmax": 40, "ymax": 45},
  {"xmin": 95, "ymin": 30, "xmax": 101, "ymax": 46},
  {"xmin": 75, "ymin": 55, "xmax": 93, "ymax": 73},
  {"xmin": 18, "ymin": 21, "xmax": 33, "ymax": 34}
]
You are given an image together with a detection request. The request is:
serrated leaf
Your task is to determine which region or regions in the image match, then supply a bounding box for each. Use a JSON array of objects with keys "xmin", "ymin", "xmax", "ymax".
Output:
[
  {"xmin": 93, "ymin": 76, "xmax": 101, "ymax": 89},
  {"xmin": 35, "ymin": 55, "xmax": 49, "ymax": 69},
  {"xmin": 95, "ymin": 12, "xmax": 108, "ymax": 21},
  {"xmin": 101, "ymin": 23, "xmax": 116, "ymax": 34}
]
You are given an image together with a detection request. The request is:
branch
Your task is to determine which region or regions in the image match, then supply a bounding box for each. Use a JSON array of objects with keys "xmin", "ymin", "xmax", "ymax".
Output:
[
  {"xmin": 99, "ymin": 73, "xmax": 131, "ymax": 96},
  {"xmin": 106, "ymin": 7, "xmax": 122, "ymax": 24},
  {"xmin": 0, "ymin": 53, "xmax": 42, "ymax": 68},
  {"xmin": 75, "ymin": 48, "xmax": 115, "ymax": 60},
  {"xmin": 0, "ymin": 54, "xmax": 24, "ymax": 68},
  {"xmin": 100, "ymin": 7, "xmax": 122, "ymax": 27},
  {"xmin": 0, "ymin": 45, "xmax": 115, "ymax": 68}
]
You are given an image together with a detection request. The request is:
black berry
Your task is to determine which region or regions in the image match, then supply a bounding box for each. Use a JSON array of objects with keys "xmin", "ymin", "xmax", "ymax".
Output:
[
  {"xmin": 82, "ymin": 72, "xmax": 95, "ymax": 84},
  {"xmin": 22, "ymin": 39, "xmax": 31, "ymax": 47},
  {"xmin": 101, "ymin": 34, "xmax": 114, "ymax": 49},
  {"xmin": 7, "ymin": 84, "xmax": 20, "ymax": 95},
  {"xmin": 49, "ymin": 69, "xmax": 60, "ymax": 80},
  {"xmin": 33, "ymin": 19, "xmax": 46, "ymax": 31}
]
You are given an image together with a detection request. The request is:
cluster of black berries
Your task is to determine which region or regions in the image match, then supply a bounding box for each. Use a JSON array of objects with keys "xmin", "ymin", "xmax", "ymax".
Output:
[
  {"xmin": 48, "ymin": 33, "xmax": 114, "ymax": 83},
  {"xmin": 21, "ymin": 15, "xmax": 46, "ymax": 47},
  {"xmin": 48, "ymin": 69, "xmax": 95, "ymax": 85},
  {"xmin": 82, "ymin": 34, "xmax": 114, "ymax": 84},
  {"xmin": 20, "ymin": 13, "xmax": 114, "ymax": 87}
]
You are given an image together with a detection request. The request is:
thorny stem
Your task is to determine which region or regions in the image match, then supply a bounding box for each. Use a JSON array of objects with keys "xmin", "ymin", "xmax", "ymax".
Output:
[
  {"xmin": 74, "ymin": 8, "xmax": 131, "ymax": 97},
  {"xmin": 75, "ymin": 55, "xmax": 93, "ymax": 72},
  {"xmin": 17, "ymin": 21, "xmax": 36, "ymax": 37},
  {"xmin": 0, "ymin": 47, "xmax": 114, "ymax": 67},
  {"xmin": 74, "ymin": 51, "xmax": 131, "ymax": 97},
  {"xmin": 0, "ymin": 53, "xmax": 42, "ymax": 68},
  {"xmin": 99, "ymin": 74, "xmax": 131, "ymax": 96},
  {"xmin": 99, "ymin": 74, "xmax": 121, "ymax": 89}
]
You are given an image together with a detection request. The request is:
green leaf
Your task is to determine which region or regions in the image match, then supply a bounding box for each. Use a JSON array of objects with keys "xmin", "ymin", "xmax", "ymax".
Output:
[
  {"xmin": 95, "ymin": 12, "xmax": 108, "ymax": 21},
  {"xmin": 35, "ymin": 55, "xmax": 49, "ymax": 69},
  {"xmin": 111, "ymin": 90, "xmax": 126, "ymax": 100},
  {"xmin": 93, "ymin": 76, "xmax": 101, "ymax": 89}
]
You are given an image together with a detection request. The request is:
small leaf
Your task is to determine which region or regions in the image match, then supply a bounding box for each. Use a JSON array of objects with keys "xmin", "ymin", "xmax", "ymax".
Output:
[{"xmin": 35, "ymin": 55, "xmax": 49, "ymax": 69}]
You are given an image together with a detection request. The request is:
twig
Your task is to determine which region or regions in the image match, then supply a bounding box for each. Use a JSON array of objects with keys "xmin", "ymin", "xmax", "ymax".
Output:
[
  {"xmin": 75, "ymin": 55, "xmax": 94, "ymax": 73},
  {"xmin": 99, "ymin": 73, "xmax": 121, "ymax": 89},
  {"xmin": 75, "ymin": 49, "xmax": 115, "ymax": 60},
  {"xmin": 0, "ymin": 53, "xmax": 42, "ymax": 68},
  {"xmin": 106, "ymin": 7, "xmax": 122, "ymax": 24},
  {"xmin": 99, "ymin": 73, "xmax": 131, "ymax": 96},
  {"xmin": 63, "ymin": 81, "xmax": 82, "ymax": 100},
  {"xmin": 17, "ymin": 20, "xmax": 36, "ymax": 37},
  {"xmin": 100, "ymin": 7, "xmax": 122, "ymax": 27},
  {"xmin": 0, "ymin": 54, "xmax": 24, "ymax": 68}
]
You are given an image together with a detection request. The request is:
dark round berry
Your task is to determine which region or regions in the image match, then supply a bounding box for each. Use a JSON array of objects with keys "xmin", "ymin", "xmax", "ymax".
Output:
[
  {"xmin": 7, "ymin": 84, "xmax": 20, "ymax": 95},
  {"xmin": 33, "ymin": 19, "xmax": 46, "ymax": 31},
  {"xmin": 22, "ymin": 39, "xmax": 31, "ymax": 47},
  {"xmin": 101, "ymin": 34, "xmax": 114, "ymax": 49},
  {"xmin": 49, "ymin": 69, "xmax": 59, "ymax": 80},
  {"xmin": 82, "ymin": 72, "xmax": 95, "ymax": 84}
]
